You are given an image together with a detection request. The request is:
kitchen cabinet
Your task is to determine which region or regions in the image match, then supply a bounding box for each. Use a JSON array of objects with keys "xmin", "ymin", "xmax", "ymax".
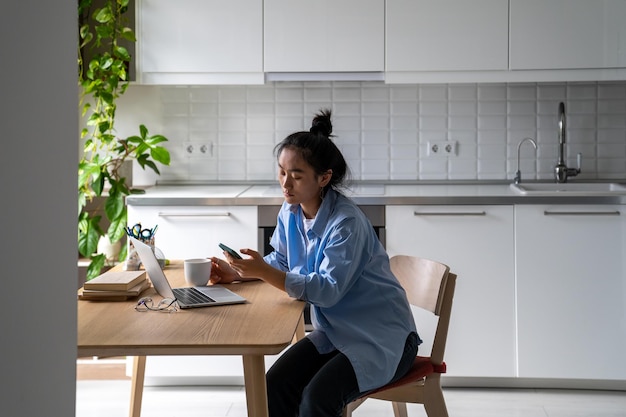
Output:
[
  {"xmin": 385, "ymin": 0, "xmax": 508, "ymax": 77},
  {"xmin": 136, "ymin": 0, "xmax": 263, "ymax": 84},
  {"xmin": 515, "ymin": 204, "xmax": 626, "ymax": 380},
  {"xmin": 263, "ymin": 0, "xmax": 384, "ymax": 73},
  {"xmin": 385, "ymin": 0, "xmax": 626, "ymax": 83},
  {"xmin": 510, "ymin": 0, "xmax": 626, "ymax": 70},
  {"xmin": 127, "ymin": 205, "xmax": 258, "ymax": 259},
  {"xmin": 386, "ymin": 205, "xmax": 516, "ymax": 378},
  {"xmin": 127, "ymin": 204, "xmax": 259, "ymax": 383}
]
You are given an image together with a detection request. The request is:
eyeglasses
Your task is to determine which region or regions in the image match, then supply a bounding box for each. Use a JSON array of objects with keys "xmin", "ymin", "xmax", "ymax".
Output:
[{"xmin": 135, "ymin": 297, "xmax": 178, "ymax": 313}]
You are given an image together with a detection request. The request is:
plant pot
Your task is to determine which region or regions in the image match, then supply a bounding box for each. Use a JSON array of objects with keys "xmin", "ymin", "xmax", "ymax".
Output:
[{"xmin": 97, "ymin": 235, "xmax": 122, "ymax": 262}]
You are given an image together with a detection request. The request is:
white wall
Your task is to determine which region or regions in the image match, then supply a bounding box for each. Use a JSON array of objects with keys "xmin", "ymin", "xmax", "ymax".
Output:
[
  {"xmin": 117, "ymin": 81, "xmax": 626, "ymax": 185},
  {"xmin": 1, "ymin": 2, "xmax": 77, "ymax": 417}
]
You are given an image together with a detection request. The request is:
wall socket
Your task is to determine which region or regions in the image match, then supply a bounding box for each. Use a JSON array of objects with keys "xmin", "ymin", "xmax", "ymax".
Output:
[
  {"xmin": 184, "ymin": 142, "xmax": 215, "ymax": 159},
  {"xmin": 427, "ymin": 140, "xmax": 458, "ymax": 157}
]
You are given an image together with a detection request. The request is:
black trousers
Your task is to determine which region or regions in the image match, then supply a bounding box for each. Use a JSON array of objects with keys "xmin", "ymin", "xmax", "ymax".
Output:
[{"xmin": 266, "ymin": 332, "xmax": 418, "ymax": 417}]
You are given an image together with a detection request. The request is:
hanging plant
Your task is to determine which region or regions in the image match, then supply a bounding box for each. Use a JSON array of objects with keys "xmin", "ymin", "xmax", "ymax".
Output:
[{"xmin": 78, "ymin": 0, "xmax": 170, "ymax": 280}]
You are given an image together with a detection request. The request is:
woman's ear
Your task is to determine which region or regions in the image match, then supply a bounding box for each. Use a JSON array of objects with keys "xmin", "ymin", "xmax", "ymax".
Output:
[{"xmin": 319, "ymin": 169, "xmax": 332, "ymax": 188}]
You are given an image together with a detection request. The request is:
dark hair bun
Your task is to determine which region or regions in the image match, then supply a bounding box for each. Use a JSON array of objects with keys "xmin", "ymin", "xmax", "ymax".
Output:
[{"xmin": 309, "ymin": 109, "xmax": 333, "ymax": 137}]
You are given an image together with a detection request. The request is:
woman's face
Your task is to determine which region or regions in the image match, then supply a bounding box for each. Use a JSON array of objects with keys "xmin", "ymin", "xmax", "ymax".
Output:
[{"xmin": 277, "ymin": 147, "xmax": 330, "ymax": 217}]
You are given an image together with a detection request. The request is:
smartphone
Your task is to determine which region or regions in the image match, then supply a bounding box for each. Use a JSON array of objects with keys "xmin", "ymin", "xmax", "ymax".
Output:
[{"xmin": 219, "ymin": 243, "xmax": 243, "ymax": 259}]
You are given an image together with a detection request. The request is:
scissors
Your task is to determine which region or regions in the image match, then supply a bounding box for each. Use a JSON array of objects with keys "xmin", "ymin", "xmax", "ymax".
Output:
[{"xmin": 126, "ymin": 223, "xmax": 157, "ymax": 240}]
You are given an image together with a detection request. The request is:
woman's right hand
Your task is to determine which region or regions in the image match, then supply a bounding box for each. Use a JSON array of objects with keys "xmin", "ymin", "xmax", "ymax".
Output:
[{"xmin": 209, "ymin": 257, "xmax": 241, "ymax": 284}]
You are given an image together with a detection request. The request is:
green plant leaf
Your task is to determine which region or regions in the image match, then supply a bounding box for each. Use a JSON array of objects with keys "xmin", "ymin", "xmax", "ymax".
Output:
[
  {"xmin": 104, "ymin": 191, "xmax": 124, "ymax": 221},
  {"xmin": 108, "ymin": 209, "xmax": 127, "ymax": 243},
  {"xmin": 141, "ymin": 158, "xmax": 160, "ymax": 175},
  {"xmin": 78, "ymin": 213, "xmax": 102, "ymax": 257},
  {"xmin": 145, "ymin": 134, "xmax": 168, "ymax": 146},
  {"xmin": 118, "ymin": 243, "xmax": 128, "ymax": 263},
  {"xmin": 151, "ymin": 146, "xmax": 171, "ymax": 165},
  {"xmin": 86, "ymin": 254, "xmax": 106, "ymax": 281},
  {"xmin": 115, "ymin": 45, "xmax": 131, "ymax": 61},
  {"xmin": 120, "ymin": 27, "xmax": 136, "ymax": 42},
  {"xmin": 94, "ymin": 7, "xmax": 113, "ymax": 24}
]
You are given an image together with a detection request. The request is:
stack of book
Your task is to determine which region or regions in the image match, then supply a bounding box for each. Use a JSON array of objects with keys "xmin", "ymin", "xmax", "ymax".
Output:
[{"xmin": 78, "ymin": 270, "xmax": 150, "ymax": 301}]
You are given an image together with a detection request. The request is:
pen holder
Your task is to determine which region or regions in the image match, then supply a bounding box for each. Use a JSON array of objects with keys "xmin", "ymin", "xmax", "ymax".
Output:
[{"xmin": 124, "ymin": 236, "xmax": 155, "ymax": 271}]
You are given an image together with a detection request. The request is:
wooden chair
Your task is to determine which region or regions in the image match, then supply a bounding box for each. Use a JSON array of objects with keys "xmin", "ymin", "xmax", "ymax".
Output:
[{"xmin": 343, "ymin": 255, "xmax": 457, "ymax": 417}]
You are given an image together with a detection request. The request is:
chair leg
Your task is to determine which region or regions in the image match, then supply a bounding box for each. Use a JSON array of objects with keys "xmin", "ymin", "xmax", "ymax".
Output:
[
  {"xmin": 423, "ymin": 385, "xmax": 448, "ymax": 417},
  {"xmin": 392, "ymin": 401, "xmax": 409, "ymax": 417},
  {"xmin": 343, "ymin": 397, "xmax": 366, "ymax": 417}
]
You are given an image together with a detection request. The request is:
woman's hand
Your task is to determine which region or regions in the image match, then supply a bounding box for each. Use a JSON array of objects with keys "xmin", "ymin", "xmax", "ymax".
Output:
[
  {"xmin": 227, "ymin": 249, "xmax": 287, "ymax": 291},
  {"xmin": 226, "ymin": 249, "xmax": 270, "ymax": 279},
  {"xmin": 209, "ymin": 257, "xmax": 241, "ymax": 284}
]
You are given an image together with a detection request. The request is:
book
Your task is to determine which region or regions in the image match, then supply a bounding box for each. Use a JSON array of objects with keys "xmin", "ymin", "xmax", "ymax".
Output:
[
  {"xmin": 83, "ymin": 270, "xmax": 147, "ymax": 291},
  {"xmin": 78, "ymin": 279, "xmax": 151, "ymax": 301}
]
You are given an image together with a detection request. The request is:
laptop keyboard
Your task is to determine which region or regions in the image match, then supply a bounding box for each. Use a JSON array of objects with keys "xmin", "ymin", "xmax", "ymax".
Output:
[{"xmin": 172, "ymin": 287, "xmax": 215, "ymax": 304}]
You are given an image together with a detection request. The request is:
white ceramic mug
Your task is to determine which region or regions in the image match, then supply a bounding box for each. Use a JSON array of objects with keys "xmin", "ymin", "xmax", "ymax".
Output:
[{"xmin": 184, "ymin": 258, "xmax": 211, "ymax": 286}]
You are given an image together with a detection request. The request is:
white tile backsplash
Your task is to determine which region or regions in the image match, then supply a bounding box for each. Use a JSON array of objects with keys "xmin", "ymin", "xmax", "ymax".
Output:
[{"xmin": 122, "ymin": 81, "xmax": 626, "ymax": 184}]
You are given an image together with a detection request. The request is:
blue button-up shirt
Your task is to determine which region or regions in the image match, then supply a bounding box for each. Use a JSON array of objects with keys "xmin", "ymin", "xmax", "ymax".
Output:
[{"xmin": 264, "ymin": 189, "xmax": 419, "ymax": 391}]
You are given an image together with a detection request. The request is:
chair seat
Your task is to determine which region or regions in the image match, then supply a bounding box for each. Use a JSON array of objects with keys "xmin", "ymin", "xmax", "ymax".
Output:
[{"xmin": 364, "ymin": 356, "xmax": 446, "ymax": 397}]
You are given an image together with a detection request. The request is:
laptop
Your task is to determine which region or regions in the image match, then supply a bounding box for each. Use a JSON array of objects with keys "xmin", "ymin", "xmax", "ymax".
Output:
[{"xmin": 130, "ymin": 237, "xmax": 247, "ymax": 309}]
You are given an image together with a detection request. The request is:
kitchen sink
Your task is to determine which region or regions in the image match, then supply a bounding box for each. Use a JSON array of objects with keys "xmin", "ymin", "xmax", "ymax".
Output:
[{"xmin": 510, "ymin": 182, "xmax": 626, "ymax": 195}]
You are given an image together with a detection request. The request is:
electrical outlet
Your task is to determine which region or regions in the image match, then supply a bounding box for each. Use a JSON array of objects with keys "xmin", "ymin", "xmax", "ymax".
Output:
[
  {"xmin": 184, "ymin": 142, "xmax": 215, "ymax": 159},
  {"xmin": 427, "ymin": 140, "xmax": 458, "ymax": 157}
]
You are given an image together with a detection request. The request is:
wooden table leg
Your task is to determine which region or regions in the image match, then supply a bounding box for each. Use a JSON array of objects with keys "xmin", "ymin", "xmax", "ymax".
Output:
[
  {"xmin": 129, "ymin": 356, "xmax": 146, "ymax": 417},
  {"xmin": 242, "ymin": 354, "xmax": 268, "ymax": 417}
]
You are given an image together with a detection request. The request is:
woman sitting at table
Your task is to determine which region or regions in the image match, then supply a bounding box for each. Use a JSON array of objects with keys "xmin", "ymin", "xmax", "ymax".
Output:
[{"xmin": 210, "ymin": 109, "xmax": 419, "ymax": 417}]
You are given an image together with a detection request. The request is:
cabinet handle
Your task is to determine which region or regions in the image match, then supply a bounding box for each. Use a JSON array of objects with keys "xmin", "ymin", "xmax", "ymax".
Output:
[
  {"xmin": 413, "ymin": 211, "xmax": 486, "ymax": 216},
  {"xmin": 157, "ymin": 212, "xmax": 232, "ymax": 217},
  {"xmin": 543, "ymin": 210, "xmax": 621, "ymax": 216}
]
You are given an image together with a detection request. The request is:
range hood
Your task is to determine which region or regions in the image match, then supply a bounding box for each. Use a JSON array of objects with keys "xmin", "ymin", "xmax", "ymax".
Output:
[{"xmin": 265, "ymin": 72, "xmax": 385, "ymax": 82}]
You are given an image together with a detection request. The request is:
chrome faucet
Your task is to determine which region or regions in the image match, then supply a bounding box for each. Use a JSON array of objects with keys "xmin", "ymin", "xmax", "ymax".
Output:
[
  {"xmin": 554, "ymin": 101, "xmax": 581, "ymax": 183},
  {"xmin": 514, "ymin": 137, "xmax": 537, "ymax": 184}
]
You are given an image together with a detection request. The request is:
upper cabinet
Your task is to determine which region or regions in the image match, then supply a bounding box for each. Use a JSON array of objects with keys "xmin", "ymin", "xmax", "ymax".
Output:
[
  {"xmin": 264, "ymin": 0, "xmax": 384, "ymax": 74},
  {"xmin": 510, "ymin": 0, "xmax": 626, "ymax": 70},
  {"xmin": 134, "ymin": 0, "xmax": 626, "ymax": 85},
  {"xmin": 386, "ymin": 0, "xmax": 508, "ymax": 74},
  {"xmin": 136, "ymin": 0, "xmax": 263, "ymax": 84},
  {"xmin": 385, "ymin": 0, "xmax": 626, "ymax": 83}
]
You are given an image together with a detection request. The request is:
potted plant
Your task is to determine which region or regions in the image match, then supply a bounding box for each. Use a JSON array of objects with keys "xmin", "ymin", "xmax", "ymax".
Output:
[{"xmin": 78, "ymin": 0, "xmax": 170, "ymax": 280}]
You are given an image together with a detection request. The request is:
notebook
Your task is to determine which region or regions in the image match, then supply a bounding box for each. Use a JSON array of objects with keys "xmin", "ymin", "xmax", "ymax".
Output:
[{"xmin": 130, "ymin": 237, "xmax": 247, "ymax": 309}]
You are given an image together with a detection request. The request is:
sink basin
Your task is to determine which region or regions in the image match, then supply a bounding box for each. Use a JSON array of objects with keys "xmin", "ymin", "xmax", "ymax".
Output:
[{"xmin": 511, "ymin": 182, "xmax": 626, "ymax": 195}]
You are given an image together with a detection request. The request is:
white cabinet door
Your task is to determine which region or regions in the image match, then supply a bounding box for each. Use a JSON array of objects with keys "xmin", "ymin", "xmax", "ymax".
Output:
[
  {"xmin": 515, "ymin": 205, "xmax": 626, "ymax": 380},
  {"xmin": 386, "ymin": 0, "xmax": 508, "ymax": 72},
  {"xmin": 127, "ymin": 205, "xmax": 258, "ymax": 261},
  {"xmin": 127, "ymin": 204, "xmax": 258, "ymax": 384},
  {"xmin": 510, "ymin": 0, "xmax": 626, "ymax": 70},
  {"xmin": 264, "ymin": 0, "xmax": 384, "ymax": 72},
  {"xmin": 386, "ymin": 205, "xmax": 516, "ymax": 377},
  {"xmin": 137, "ymin": 0, "xmax": 263, "ymax": 84}
]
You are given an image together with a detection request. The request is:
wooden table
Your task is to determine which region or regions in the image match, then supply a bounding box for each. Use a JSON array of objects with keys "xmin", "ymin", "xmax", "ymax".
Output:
[{"xmin": 78, "ymin": 261, "xmax": 305, "ymax": 417}]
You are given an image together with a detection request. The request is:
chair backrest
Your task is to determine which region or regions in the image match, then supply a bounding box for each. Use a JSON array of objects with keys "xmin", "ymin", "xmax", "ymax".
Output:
[{"xmin": 390, "ymin": 255, "xmax": 457, "ymax": 364}]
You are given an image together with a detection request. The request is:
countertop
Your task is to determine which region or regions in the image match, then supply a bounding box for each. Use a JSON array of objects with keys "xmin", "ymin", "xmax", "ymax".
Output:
[{"xmin": 125, "ymin": 181, "xmax": 626, "ymax": 206}]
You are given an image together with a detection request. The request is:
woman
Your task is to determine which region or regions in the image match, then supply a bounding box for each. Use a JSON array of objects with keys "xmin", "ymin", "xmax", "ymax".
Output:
[{"xmin": 210, "ymin": 109, "xmax": 419, "ymax": 417}]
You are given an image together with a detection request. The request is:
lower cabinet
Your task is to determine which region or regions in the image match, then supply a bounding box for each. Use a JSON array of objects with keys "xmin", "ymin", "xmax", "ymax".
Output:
[
  {"xmin": 386, "ymin": 205, "xmax": 517, "ymax": 377},
  {"xmin": 515, "ymin": 204, "xmax": 626, "ymax": 380},
  {"xmin": 127, "ymin": 204, "xmax": 259, "ymax": 383},
  {"xmin": 127, "ymin": 205, "xmax": 258, "ymax": 259}
]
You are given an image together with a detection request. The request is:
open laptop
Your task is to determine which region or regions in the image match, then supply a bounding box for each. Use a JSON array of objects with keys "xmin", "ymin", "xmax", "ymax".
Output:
[{"xmin": 130, "ymin": 237, "xmax": 247, "ymax": 309}]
